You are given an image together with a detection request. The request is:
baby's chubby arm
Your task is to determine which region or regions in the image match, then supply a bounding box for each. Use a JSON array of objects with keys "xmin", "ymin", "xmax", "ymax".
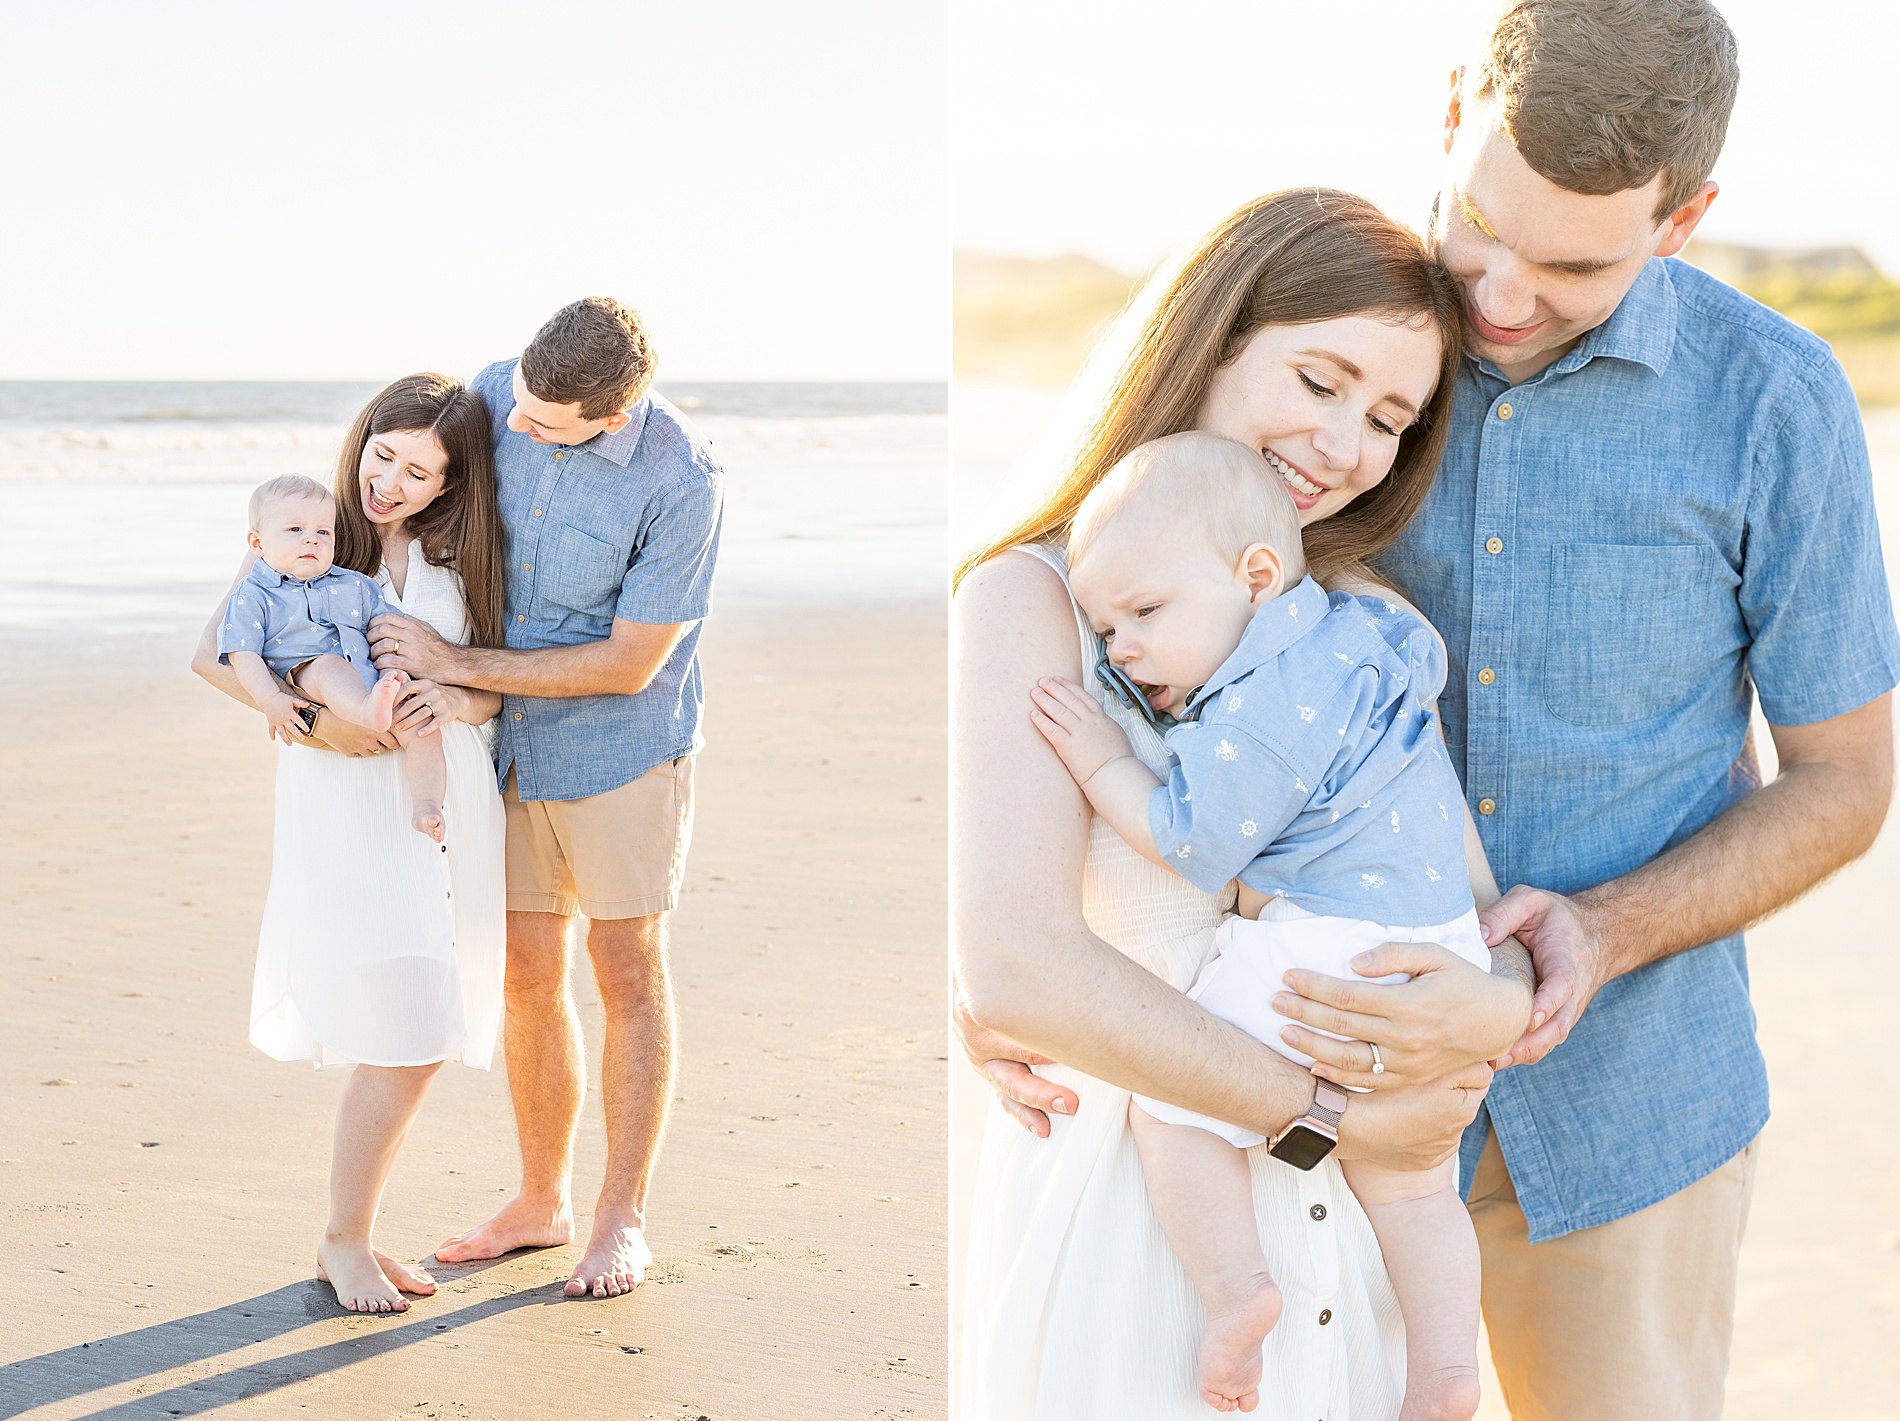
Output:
[
  {"xmin": 1028, "ymin": 676, "xmax": 1170, "ymax": 867},
  {"xmin": 225, "ymin": 650, "xmax": 314, "ymax": 745}
]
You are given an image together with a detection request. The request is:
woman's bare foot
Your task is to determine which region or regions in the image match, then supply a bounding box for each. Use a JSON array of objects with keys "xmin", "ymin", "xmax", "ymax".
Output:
[
  {"xmin": 362, "ymin": 671, "xmax": 407, "ymax": 733},
  {"xmin": 317, "ymin": 1237, "xmax": 408, "ymax": 1313},
  {"xmin": 1198, "ymin": 1271, "xmax": 1282, "ymax": 1413},
  {"xmin": 1398, "ymin": 1363, "xmax": 1481, "ymax": 1421},
  {"xmin": 435, "ymin": 1194, "xmax": 574, "ymax": 1263},
  {"xmin": 374, "ymin": 1250, "xmax": 437, "ymax": 1297},
  {"xmin": 564, "ymin": 1218, "xmax": 653, "ymax": 1299},
  {"xmin": 412, "ymin": 801, "xmax": 445, "ymax": 842}
]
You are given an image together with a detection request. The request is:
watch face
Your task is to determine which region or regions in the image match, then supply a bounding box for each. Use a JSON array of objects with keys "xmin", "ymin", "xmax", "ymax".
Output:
[{"xmin": 1267, "ymin": 1123, "xmax": 1336, "ymax": 1171}]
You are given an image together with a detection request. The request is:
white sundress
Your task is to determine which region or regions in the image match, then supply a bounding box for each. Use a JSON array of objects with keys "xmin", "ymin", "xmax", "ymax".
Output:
[
  {"xmin": 248, "ymin": 540, "xmax": 507, "ymax": 1070},
  {"xmin": 959, "ymin": 544, "xmax": 1406, "ymax": 1420}
]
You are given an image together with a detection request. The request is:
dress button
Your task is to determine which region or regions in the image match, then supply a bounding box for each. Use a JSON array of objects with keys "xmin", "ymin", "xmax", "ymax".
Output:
[
  {"xmin": 1478, "ymin": 798, "xmax": 1496, "ymax": 816},
  {"xmin": 1478, "ymin": 668, "xmax": 1496, "ymax": 686},
  {"xmin": 1318, "ymin": 1309, "xmax": 1332, "ymax": 1325},
  {"xmin": 1497, "ymin": 403, "xmax": 1513, "ymax": 420},
  {"xmin": 1485, "ymin": 536, "xmax": 1504, "ymax": 555},
  {"xmin": 1309, "ymin": 1204, "xmax": 1327, "ymax": 1221}
]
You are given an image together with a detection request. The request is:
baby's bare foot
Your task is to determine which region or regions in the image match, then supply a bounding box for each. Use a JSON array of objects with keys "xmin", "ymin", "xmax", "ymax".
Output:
[
  {"xmin": 374, "ymin": 1249, "xmax": 437, "ymax": 1296},
  {"xmin": 1198, "ymin": 1271, "xmax": 1282, "ymax": 1413},
  {"xmin": 363, "ymin": 671, "xmax": 407, "ymax": 733},
  {"xmin": 435, "ymin": 1195, "xmax": 574, "ymax": 1263},
  {"xmin": 1398, "ymin": 1364, "xmax": 1481, "ymax": 1421},
  {"xmin": 564, "ymin": 1218, "xmax": 653, "ymax": 1299},
  {"xmin": 412, "ymin": 802, "xmax": 445, "ymax": 842},
  {"xmin": 316, "ymin": 1237, "xmax": 408, "ymax": 1314}
]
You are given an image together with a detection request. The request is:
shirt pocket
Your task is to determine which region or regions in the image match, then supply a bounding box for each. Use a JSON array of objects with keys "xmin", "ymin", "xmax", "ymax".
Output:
[
  {"xmin": 1543, "ymin": 543, "xmax": 1736, "ymax": 726},
  {"xmin": 538, "ymin": 522, "xmax": 627, "ymax": 617}
]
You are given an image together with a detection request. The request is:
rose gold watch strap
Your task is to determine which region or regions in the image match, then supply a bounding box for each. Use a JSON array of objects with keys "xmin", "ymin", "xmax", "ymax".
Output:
[{"xmin": 1309, "ymin": 1077, "xmax": 1349, "ymax": 1129}]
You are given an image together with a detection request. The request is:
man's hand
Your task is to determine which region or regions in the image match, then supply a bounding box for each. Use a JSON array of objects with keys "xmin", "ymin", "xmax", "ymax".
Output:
[
  {"xmin": 370, "ymin": 611, "xmax": 461, "ymax": 684},
  {"xmin": 954, "ymin": 990, "xmax": 1078, "ymax": 1138},
  {"xmin": 261, "ymin": 691, "xmax": 315, "ymax": 745},
  {"xmin": 1478, "ymin": 885, "xmax": 1603, "ymax": 1065},
  {"xmin": 1029, "ymin": 676, "xmax": 1135, "ymax": 786}
]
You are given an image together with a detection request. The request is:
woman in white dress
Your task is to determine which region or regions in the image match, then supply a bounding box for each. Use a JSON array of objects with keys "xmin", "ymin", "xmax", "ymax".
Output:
[
  {"xmin": 954, "ymin": 192, "xmax": 1561, "ymax": 1418},
  {"xmin": 192, "ymin": 373, "xmax": 508, "ymax": 1313}
]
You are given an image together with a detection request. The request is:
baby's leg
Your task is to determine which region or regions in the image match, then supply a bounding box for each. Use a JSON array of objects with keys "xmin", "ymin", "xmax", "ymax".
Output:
[
  {"xmin": 394, "ymin": 724, "xmax": 447, "ymax": 842},
  {"xmin": 296, "ymin": 655, "xmax": 406, "ymax": 732},
  {"xmin": 318, "ymin": 1062, "xmax": 443, "ymax": 1313},
  {"xmin": 1129, "ymin": 1104, "xmax": 1282, "ymax": 1413},
  {"xmin": 1339, "ymin": 1156, "xmax": 1482, "ymax": 1421}
]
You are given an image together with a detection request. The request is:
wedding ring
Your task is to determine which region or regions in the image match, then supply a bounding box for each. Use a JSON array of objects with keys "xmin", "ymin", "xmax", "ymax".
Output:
[
  {"xmin": 1369, "ymin": 1043, "xmax": 1385, "ymax": 1075},
  {"xmin": 393, "ymin": 641, "xmax": 401, "ymax": 654}
]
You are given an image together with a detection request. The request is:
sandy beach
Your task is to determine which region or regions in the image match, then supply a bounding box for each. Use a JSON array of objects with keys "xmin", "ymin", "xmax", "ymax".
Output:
[
  {"xmin": 950, "ymin": 388, "xmax": 1900, "ymax": 1420},
  {"xmin": 0, "ymin": 601, "xmax": 946, "ymax": 1420}
]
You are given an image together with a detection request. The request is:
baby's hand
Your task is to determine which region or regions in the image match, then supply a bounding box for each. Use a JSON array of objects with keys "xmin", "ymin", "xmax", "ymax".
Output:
[
  {"xmin": 1029, "ymin": 676, "xmax": 1135, "ymax": 785},
  {"xmin": 262, "ymin": 691, "xmax": 314, "ymax": 745}
]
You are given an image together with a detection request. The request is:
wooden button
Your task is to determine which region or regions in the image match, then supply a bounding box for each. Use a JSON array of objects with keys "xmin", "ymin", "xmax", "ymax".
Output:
[
  {"xmin": 1486, "ymin": 536, "xmax": 1503, "ymax": 555},
  {"xmin": 1478, "ymin": 668, "xmax": 1496, "ymax": 686},
  {"xmin": 1497, "ymin": 403, "xmax": 1513, "ymax": 420},
  {"xmin": 1478, "ymin": 798, "xmax": 1496, "ymax": 815},
  {"xmin": 1319, "ymin": 1309, "xmax": 1333, "ymax": 1325},
  {"xmin": 513, "ymin": 712, "xmax": 523, "ymax": 721}
]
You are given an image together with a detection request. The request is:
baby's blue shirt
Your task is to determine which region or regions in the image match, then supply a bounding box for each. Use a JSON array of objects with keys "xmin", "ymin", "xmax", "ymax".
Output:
[
  {"xmin": 1148, "ymin": 575, "xmax": 1476, "ymax": 923},
  {"xmin": 217, "ymin": 558, "xmax": 389, "ymax": 692}
]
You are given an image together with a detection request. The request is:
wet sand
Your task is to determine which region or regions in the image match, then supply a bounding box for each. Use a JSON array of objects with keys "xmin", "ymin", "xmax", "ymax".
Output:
[{"xmin": 0, "ymin": 603, "xmax": 946, "ymax": 1421}]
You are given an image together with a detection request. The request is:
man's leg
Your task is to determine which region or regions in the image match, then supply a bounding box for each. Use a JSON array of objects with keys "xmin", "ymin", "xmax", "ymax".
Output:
[
  {"xmin": 1468, "ymin": 1128, "xmax": 1760, "ymax": 1421},
  {"xmin": 563, "ymin": 910, "xmax": 675, "ymax": 1298},
  {"xmin": 434, "ymin": 909, "xmax": 585, "ymax": 1261}
]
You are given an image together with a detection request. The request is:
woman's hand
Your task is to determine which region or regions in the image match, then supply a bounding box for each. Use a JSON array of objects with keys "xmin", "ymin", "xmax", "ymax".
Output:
[
  {"xmin": 1333, "ymin": 1060, "xmax": 1492, "ymax": 1171},
  {"xmin": 308, "ymin": 708, "xmax": 400, "ymax": 758},
  {"xmin": 392, "ymin": 678, "xmax": 470, "ymax": 737},
  {"xmin": 954, "ymin": 989, "xmax": 1078, "ymax": 1138},
  {"xmin": 1275, "ymin": 943, "xmax": 1532, "ymax": 1089}
]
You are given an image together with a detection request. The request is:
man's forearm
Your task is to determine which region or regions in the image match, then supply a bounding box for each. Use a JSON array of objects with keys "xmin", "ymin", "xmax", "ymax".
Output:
[{"xmin": 440, "ymin": 640, "xmax": 631, "ymax": 698}]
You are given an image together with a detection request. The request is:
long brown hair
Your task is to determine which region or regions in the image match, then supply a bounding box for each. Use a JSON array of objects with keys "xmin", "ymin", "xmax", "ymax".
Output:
[
  {"xmin": 954, "ymin": 188, "xmax": 1464, "ymax": 592},
  {"xmin": 331, "ymin": 373, "xmax": 506, "ymax": 649}
]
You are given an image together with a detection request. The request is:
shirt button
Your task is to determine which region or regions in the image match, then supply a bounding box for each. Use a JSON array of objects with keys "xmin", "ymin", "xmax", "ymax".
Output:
[
  {"xmin": 523, "ymin": 563, "xmax": 532, "ymax": 572},
  {"xmin": 1318, "ymin": 1309, "xmax": 1333, "ymax": 1325},
  {"xmin": 1309, "ymin": 1204, "xmax": 1327, "ymax": 1221},
  {"xmin": 1477, "ymin": 668, "xmax": 1496, "ymax": 686},
  {"xmin": 1478, "ymin": 798, "xmax": 1497, "ymax": 816},
  {"xmin": 554, "ymin": 452, "xmax": 565, "ymax": 461},
  {"xmin": 516, "ymin": 614, "xmax": 526, "ymax": 623},
  {"xmin": 1497, "ymin": 403, "xmax": 1513, "ymax": 420},
  {"xmin": 1485, "ymin": 536, "xmax": 1504, "ymax": 555},
  {"xmin": 533, "ymin": 509, "xmax": 543, "ymax": 517},
  {"xmin": 513, "ymin": 712, "xmax": 523, "ymax": 721}
]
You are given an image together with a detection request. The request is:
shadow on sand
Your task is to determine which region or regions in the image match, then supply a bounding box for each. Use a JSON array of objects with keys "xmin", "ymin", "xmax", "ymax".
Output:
[{"xmin": 0, "ymin": 1254, "xmax": 578, "ymax": 1420}]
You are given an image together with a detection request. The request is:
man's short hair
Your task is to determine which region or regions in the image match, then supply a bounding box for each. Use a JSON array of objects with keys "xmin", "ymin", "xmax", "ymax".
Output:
[
  {"xmin": 519, "ymin": 297, "xmax": 657, "ymax": 420},
  {"xmin": 1474, "ymin": 0, "xmax": 1740, "ymax": 220},
  {"xmin": 248, "ymin": 474, "xmax": 331, "ymax": 530}
]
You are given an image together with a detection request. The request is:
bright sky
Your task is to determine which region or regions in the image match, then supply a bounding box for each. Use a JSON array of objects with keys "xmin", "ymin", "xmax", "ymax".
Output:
[
  {"xmin": 0, "ymin": 1, "xmax": 947, "ymax": 382},
  {"xmin": 953, "ymin": 0, "xmax": 1900, "ymax": 278}
]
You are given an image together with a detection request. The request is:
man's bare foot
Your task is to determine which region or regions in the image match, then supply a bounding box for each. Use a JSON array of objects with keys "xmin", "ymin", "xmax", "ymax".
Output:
[
  {"xmin": 374, "ymin": 1249, "xmax": 437, "ymax": 1296},
  {"xmin": 363, "ymin": 670, "xmax": 407, "ymax": 733},
  {"xmin": 1197, "ymin": 1271, "xmax": 1282, "ymax": 1413},
  {"xmin": 434, "ymin": 1194, "xmax": 574, "ymax": 1263},
  {"xmin": 316, "ymin": 1237, "xmax": 408, "ymax": 1314},
  {"xmin": 564, "ymin": 1219, "xmax": 653, "ymax": 1299},
  {"xmin": 1398, "ymin": 1363, "xmax": 1481, "ymax": 1421},
  {"xmin": 412, "ymin": 801, "xmax": 445, "ymax": 842}
]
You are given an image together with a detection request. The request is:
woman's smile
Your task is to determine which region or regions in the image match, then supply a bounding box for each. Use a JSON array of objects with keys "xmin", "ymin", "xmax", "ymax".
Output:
[
  {"xmin": 1261, "ymin": 446, "xmax": 1329, "ymax": 505},
  {"xmin": 366, "ymin": 485, "xmax": 402, "ymax": 517}
]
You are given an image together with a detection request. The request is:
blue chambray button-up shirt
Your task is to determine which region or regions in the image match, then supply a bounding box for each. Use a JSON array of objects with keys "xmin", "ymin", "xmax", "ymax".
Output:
[
  {"xmin": 1380, "ymin": 257, "xmax": 1900, "ymax": 1242},
  {"xmin": 1150, "ymin": 576, "xmax": 1477, "ymax": 925},
  {"xmin": 472, "ymin": 359, "xmax": 724, "ymax": 803},
  {"xmin": 217, "ymin": 559, "xmax": 388, "ymax": 691}
]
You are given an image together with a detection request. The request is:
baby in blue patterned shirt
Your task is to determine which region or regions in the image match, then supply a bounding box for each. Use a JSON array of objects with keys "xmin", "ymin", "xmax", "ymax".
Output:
[
  {"xmin": 1031, "ymin": 432, "xmax": 1488, "ymax": 1420},
  {"xmin": 218, "ymin": 475, "xmax": 447, "ymax": 841}
]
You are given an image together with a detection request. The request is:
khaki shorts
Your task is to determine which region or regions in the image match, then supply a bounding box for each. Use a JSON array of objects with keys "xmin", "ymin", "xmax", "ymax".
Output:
[{"xmin": 503, "ymin": 757, "xmax": 696, "ymax": 920}]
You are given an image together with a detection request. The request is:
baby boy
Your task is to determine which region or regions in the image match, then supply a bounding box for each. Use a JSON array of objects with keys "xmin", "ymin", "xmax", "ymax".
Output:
[
  {"xmin": 219, "ymin": 475, "xmax": 447, "ymax": 841},
  {"xmin": 1030, "ymin": 431, "xmax": 1488, "ymax": 1420}
]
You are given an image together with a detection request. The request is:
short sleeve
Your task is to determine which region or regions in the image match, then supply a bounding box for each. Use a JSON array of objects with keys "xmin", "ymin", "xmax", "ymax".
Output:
[
  {"xmin": 615, "ymin": 473, "xmax": 723, "ymax": 625},
  {"xmin": 216, "ymin": 589, "xmax": 267, "ymax": 664},
  {"xmin": 1147, "ymin": 722, "xmax": 1311, "ymax": 895},
  {"xmin": 1741, "ymin": 359, "xmax": 1900, "ymax": 724}
]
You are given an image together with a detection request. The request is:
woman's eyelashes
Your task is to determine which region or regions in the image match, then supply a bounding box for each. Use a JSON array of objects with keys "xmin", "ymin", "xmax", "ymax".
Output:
[{"xmin": 1296, "ymin": 368, "xmax": 1404, "ymax": 439}]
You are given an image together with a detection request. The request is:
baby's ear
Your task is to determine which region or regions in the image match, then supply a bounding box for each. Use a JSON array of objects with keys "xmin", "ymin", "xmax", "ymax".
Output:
[{"xmin": 1240, "ymin": 543, "xmax": 1285, "ymax": 603}]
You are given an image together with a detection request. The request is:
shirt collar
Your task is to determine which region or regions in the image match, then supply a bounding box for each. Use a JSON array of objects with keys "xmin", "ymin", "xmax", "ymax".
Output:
[
  {"xmin": 1467, "ymin": 255, "xmax": 1679, "ymax": 385},
  {"xmin": 569, "ymin": 396, "xmax": 651, "ymax": 468},
  {"xmin": 1186, "ymin": 575, "xmax": 1331, "ymax": 713},
  {"xmin": 247, "ymin": 558, "xmax": 342, "ymax": 588}
]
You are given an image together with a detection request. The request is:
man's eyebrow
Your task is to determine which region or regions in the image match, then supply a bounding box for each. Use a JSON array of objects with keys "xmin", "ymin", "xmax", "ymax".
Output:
[
  {"xmin": 1295, "ymin": 348, "xmax": 1419, "ymax": 416},
  {"xmin": 1455, "ymin": 187, "xmax": 1500, "ymax": 242},
  {"xmin": 1455, "ymin": 184, "xmax": 1621, "ymax": 275}
]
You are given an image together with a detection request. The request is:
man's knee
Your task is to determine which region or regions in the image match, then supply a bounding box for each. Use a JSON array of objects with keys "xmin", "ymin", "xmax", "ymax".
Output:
[
  {"xmin": 506, "ymin": 911, "xmax": 574, "ymax": 998},
  {"xmin": 587, "ymin": 913, "xmax": 670, "ymax": 1008}
]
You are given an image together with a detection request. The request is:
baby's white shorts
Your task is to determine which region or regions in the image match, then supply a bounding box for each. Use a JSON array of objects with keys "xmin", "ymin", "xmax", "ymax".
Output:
[{"xmin": 1134, "ymin": 900, "xmax": 1491, "ymax": 1148}]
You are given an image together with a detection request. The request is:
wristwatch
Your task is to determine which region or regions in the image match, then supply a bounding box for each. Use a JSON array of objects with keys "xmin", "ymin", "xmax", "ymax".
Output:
[{"xmin": 1267, "ymin": 1075, "xmax": 1349, "ymax": 1170}]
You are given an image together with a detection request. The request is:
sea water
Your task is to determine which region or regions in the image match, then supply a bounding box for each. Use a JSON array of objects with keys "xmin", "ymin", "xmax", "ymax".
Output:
[{"xmin": 0, "ymin": 380, "xmax": 946, "ymax": 637}]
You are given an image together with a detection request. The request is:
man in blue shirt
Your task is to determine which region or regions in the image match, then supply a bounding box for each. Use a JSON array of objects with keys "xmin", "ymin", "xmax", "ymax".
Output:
[
  {"xmin": 1345, "ymin": 2, "xmax": 1898, "ymax": 1416},
  {"xmin": 372, "ymin": 298, "xmax": 724, "ymax": 1301}
]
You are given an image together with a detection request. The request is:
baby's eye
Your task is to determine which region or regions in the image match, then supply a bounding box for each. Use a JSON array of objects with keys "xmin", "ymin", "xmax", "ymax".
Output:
[{"xmin": 1135, "ymin": 604, "xmax": 1159, "ymax": 619}]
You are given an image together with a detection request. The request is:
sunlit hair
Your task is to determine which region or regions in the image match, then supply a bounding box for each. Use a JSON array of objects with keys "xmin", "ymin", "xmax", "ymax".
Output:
[
  {"xmin": 1474, "ymin": 0, "xmax": 1739, "ymax": 221},
  {"xmin": 521, "ymin": 297, "xmax": 656, "ymax": 420},
  {"xmin": 330, "ymin": 374, "xmax": 507, "ymax": 649},
  {"xmin": 248, "ymin": 474, "xmax": 331, "ymax": 530},
  {"xmin": 954, "ymin": 189, "xmax": 1463, "ymax": 595},
  {"xmin": 1068, "ymin": 431, "xmax": 1307, "ymax": 589}
]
